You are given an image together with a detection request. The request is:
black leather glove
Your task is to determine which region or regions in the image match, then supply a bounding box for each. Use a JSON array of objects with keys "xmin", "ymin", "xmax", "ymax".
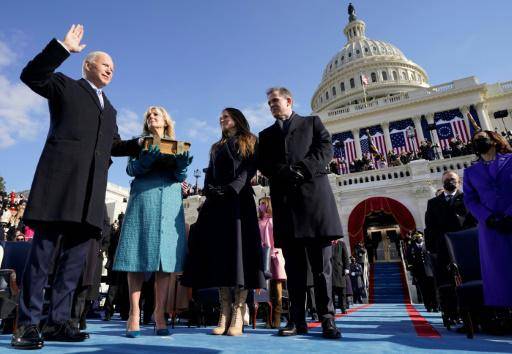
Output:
[
  {"xmin": 495, "ymin": 215, "xmax": 512, "ymax": 234},
  {"xmin": 278, "ymin": 165, "xmax": 305, "ymax": 185},
  {"xmin": 486, "ymin": 214, "xmax": 503, "ymax": 230}
]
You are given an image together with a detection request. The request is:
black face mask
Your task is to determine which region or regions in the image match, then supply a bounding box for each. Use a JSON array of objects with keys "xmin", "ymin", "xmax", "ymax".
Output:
[
  {"xmin": 473, "ymin": 137, "xmax": 493, "ymax": 154},
  {"xmin": 443, "ymin": 180, "xmax": 457, "ymax": 192}
]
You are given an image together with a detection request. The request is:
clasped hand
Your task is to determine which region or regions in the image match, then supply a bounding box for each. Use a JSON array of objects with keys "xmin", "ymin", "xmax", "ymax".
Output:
[
  {"xmin": 486, "ymin": 213, "xmax": 512, "ymax": 233},
  {"xmin": 139, "ymin": 144, "xmax": 161, "ymax": 169},
  {"xmin": 175, "ymin": 151, "xmax": 193, "ymax": 170}
]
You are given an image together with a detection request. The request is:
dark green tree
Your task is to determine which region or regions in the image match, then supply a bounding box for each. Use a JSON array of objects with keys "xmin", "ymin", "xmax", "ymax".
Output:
[{"xmin": 0, "ymin": 176, "xmax": 5, "ymax": 193}]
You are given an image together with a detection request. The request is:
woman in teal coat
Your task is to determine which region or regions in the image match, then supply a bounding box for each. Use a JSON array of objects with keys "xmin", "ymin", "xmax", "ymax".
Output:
[{"xmin": 113, "ymin": 106, "xmax": 192, "ymax": 337}]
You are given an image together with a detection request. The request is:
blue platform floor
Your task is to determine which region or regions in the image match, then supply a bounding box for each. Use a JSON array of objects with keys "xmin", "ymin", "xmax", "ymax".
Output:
[{"xmin": 1, "ymin": 304, "xmax": 511, "ymax": 354}]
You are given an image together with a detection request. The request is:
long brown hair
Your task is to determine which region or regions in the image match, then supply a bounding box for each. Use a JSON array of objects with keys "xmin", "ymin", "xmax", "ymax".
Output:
[
  {"xmin": 472, "ymin": 130, "xmax": 512, "ymax": 156},
  {"xmin": 211, "ymin": 107, "xmax": 256, "ymax": 158}
]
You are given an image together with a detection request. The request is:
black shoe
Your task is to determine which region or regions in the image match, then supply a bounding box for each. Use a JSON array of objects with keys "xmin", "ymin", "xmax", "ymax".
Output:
[
  {"xmin": 43, "ymin": 321, "xmax": 87, "ymax": 342},
  {"xmin": 322, "ymin": 318, "xmax": 341, "ymax": 339},
  {"xmin": 278, "ymin": 322, "xmax": 308, "ymax": 336},
  {"xmin": 11, "ymin": 325, "xmax": 44, "ymax": 350}
]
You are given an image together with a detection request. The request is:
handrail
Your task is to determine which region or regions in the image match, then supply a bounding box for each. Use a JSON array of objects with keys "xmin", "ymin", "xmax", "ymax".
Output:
[{"xmin": 398, "ymin": 240, "xmax": 414, "ymax": 304}]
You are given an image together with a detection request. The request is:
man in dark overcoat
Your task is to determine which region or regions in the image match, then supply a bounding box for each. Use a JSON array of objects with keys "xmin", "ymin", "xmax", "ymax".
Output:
[
  {"xmin": 331, "ymin": 239, "xmax": 350, "ymax": 313},
  {"xmin": 258, "ymin": 87, "xmax": 343, "ymax": 339},
  {"xmin": 424, "ymin": 170, "xmax": 476, "ymax": 284},
  {"xmin": 12, "ymin": 25, "xmax": 140, "ymax": 350}
]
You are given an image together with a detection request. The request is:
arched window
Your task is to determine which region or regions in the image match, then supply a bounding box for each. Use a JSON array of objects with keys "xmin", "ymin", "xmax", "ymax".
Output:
[
  {"xmin": 392, "ymin": 71, "xmax": 398, "ymax": 81},
  {"xmin": 332, "ymin": 86, "xmax": 336, "ymax": 96},
  {"xmin": 348, "ymin": 52, "xmax": 352, "ymax": 58},
  {"xmin": 350, "ymin": 78, "xmax": 355, "ymax": 88},
  {"xmin": 382, "ymin": 71, "xmax": 388, "ymax": 81},
  {"xmin": 371, "ymin": 72, "xmax": 377, "ymax": 82},
  {"xmin": 325, "ymin": 91, "xmax": 329, "ymax": 100},
  {"xmin": 401, "ymin": 71, "xmax": 406, "ymax": 80},
  {"xmin": 340, "ymin": 82, "xmax": 345, "ymax": 92}
]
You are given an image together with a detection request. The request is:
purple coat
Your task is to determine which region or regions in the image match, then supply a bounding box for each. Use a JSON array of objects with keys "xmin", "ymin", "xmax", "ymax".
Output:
[{"xmin": 463, "ymin": 153, "xmax": 512, "ymax": 307}]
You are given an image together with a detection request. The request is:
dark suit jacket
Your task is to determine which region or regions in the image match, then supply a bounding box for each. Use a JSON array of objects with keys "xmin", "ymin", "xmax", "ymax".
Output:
[
  {"xmin": 425, "ymin": 190, "xmax": 476, "ymax": 255},
  {"xmin": 424, "ymin": 190, "xmax": 476, "ymax": 282},
  {"xmin": 20, "ymin": 39, "xmax": 139, "ymax": 233},
  {"xmin": 258, "ymin": 113, "xmax": 342, "ymax": 246}
]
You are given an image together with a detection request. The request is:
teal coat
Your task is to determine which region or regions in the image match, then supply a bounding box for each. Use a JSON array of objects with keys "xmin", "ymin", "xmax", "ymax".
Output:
[{"xmin": 113, "ymin": 153, "xmax": 189, "ymax": 273}]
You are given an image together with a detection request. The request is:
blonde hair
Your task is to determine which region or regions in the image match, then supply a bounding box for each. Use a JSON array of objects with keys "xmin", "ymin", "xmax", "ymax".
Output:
[
  {"xmin": 142, "ymin": 106, "xmax": 175, "ymax": 139},
  {"xmin": 258, "ymin": 196, "xmax": 273, "ymax": 219}
]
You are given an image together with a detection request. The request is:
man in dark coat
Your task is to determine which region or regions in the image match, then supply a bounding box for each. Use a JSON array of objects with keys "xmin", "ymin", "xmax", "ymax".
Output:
[
  {"xmin": 424, "ymin": 170, "xmax": 476, "ymax": 285},
  {"xmin": 349, "ymin": 257, "xmax": 364, "ymax": 304},
  {"xmin": 331, "ymin": 239, "xmax": 350, "ymax": 313},
  {"xmin": 258, "ymin": 87, "xmax": 343, "ymax": 339},
  {"xmin": 12, "ymin": 25, "xmax": 140, "ymax": 350},
  {"xmin": 407, "ymin": 232, "xmax": 438, "ymax": 312}
]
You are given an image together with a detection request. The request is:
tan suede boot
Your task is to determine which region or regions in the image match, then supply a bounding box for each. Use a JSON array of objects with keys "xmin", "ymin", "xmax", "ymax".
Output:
[
  {"xmin": 272, "ymin": 281, "xmax": 283, "ymax": 329},
  {"xmin": 211, "ymin": 287, "xmax": 232, "ymax": 335},
  {"xmin": 226, "ymin": 288, "xmax": 248, "ymax": 336}
]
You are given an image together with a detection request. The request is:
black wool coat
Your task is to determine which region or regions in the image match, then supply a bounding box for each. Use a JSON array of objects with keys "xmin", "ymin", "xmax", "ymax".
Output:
[
  {"xmin": 424, "ymin": 191, "xmax": 477, "ymax": 256},
  {"xmin": 331, "ymin": 240, "xmax": 350, "ymax": 288},
  {"xmin": 20, "ymin": 39, "xmax": 139, "ymax": 234},
  {"xmin": 258, "ymin": 113, "xmax": 343, "ymax": 247},
  {"xmin": 182, "ymin": 137, "xmax": 266, "ymax": 289}
]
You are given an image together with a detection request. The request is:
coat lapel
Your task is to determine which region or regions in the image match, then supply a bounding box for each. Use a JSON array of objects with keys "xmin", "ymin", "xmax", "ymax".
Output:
[{"xmin": 78, "ymin": 79, "xmax": 103, "ymax": 111}]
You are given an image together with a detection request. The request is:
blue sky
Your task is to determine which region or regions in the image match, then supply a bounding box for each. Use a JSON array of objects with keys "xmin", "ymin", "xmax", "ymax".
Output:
[{"xmin": 1, "ymin": 0, "xmax": 511, "ymax": 192}]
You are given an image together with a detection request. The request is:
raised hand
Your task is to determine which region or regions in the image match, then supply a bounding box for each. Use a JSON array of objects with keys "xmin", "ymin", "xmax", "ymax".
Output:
[{"xmin": 62, "ymin": 24, "xmax": 87, "ymax": 53}]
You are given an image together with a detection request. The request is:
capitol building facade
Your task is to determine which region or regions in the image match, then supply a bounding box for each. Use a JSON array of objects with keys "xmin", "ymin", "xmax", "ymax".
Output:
[
  {"xmin": 306, "ymin": 4, "xmax": 512, "ymax": 254},
  {"xmin": 107, "ymin": 4, "xmax": 512, "ymax": 257}
]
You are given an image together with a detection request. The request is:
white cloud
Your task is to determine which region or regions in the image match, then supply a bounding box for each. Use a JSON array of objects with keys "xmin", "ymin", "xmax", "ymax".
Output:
[
  {"xmin": 116, "ymin": 108, "xmax": 142, "ymax": 139},
  {"xmin": 182, "ymin": 118, "xmax": 219, "ymax": 142},
  {"xmin": 0, "ymin": 42, "xmax": 46, "ymax": 148},
  {"xmin": 241, "ymin": 102, "xmax": 275, "ymax": 132},
  {"xmin": 0, "ymin": 40, "xmax": 16, "ymax": 69}
]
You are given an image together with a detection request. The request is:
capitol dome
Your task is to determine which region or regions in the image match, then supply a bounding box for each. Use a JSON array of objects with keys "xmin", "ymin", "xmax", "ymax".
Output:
[{"xmin": 311, "ymin": 4, "xmax": 430, "ymax": 113}]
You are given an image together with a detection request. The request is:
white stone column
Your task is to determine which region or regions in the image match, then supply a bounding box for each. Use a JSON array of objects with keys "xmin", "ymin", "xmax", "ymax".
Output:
[
  {"xmin": 352, "ymin": 128, "xmax": 363, "ymax": 159},
  {"xmin": 412, "ymin": 115, "xmax": 425, "ymax": 142},
  {"xmin": 459, "ymin": 105, "xmax": 472, "ymax": 138},
  {"xmin": 425, "ymin": 113, "xmax": 444, "ymax": 160},
  {"xmin": 475, "ymin": 102, "xmax": 494, "ymax": 131},
  {"xmin": 381, "ymin": 122, "xmax": 393, "ymax": 153}
]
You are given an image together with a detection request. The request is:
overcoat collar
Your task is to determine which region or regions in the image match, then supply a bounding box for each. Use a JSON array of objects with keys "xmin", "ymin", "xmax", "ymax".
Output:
[
  {"xmin": 271, "ymin": 112, "xmax": 300, "ymax": 137},
  {"xmin": 78, "ymin": 78, "xmax": 104, "ymax": 111}
]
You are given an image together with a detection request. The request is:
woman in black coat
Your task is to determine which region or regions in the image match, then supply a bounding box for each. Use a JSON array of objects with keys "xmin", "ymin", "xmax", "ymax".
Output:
[{"xmin": 182, "ymin": 108, "xmax": 265, "ymax": 336}]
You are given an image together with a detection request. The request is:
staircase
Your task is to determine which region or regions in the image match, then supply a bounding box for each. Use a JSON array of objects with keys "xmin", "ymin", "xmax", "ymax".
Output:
[{"xmin": 372, "ymin": 262, "xmax": 406, "ymax": 303}]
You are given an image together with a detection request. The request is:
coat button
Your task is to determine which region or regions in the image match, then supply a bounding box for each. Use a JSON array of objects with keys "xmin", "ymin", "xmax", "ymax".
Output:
[{"xmin": 95, "ymin": 151, "xmax": 100, "ymax": 156}]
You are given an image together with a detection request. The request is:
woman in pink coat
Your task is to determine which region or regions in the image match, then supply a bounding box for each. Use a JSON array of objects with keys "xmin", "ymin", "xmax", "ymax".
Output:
[{"xmin": 258, "ymin": 196, "xmax": 286, "ymax": 328}]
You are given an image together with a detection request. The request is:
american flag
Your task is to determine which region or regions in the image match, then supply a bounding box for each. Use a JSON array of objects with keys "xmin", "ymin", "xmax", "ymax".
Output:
[
  {"xmin": 333, "ymin": 157, "xmax": 349, "ymax": 174},
  {"xmin": 389, "ymin": 119, "xmax": 419, "ymax": 154},
  {"xmin": 434, "ymin": 109, "xmax": 470, "ymax": 150},
  {"xmin": 332, "ymin": 131, "xmax": 356, "ymax": 164},
  {"xmin": 360, "ymin": 127, "xmax": 387, "ymax": 157}
]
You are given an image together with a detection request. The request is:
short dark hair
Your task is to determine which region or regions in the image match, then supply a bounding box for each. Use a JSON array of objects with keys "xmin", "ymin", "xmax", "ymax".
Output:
[{"xmin": 266, "ymin": 87, "xmax": 293, "ymax": 98}]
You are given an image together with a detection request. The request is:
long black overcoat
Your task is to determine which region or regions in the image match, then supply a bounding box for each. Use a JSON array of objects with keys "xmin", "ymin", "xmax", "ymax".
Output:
[
  {"xmin": 332, "ymin": 240, "xmax": 350, "ymax": 288},
  {"xmin": 20, "ymin": 39, "xmax": 139, "ymax": 233},
  {"xmin": 424, "ymin": 190, "xmax": 476, "ymax": 282},
  {"xmin": 257, "ymin": 113, "xmax": 342, "ymax": 247},
  {"xmin": 182, "ymin": 137, "xmax": 265, "ymax": 289}
]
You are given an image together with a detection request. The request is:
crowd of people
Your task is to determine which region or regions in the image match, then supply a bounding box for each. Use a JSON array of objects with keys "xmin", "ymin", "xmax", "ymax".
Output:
[
  {"xmin": 330, "ymin": 137, "xmax": 479, "ymax": 175},
  {"xmin": 0, "ymin": 193, "xmax": 33, "ymax": 243},
  {"xmin": 399, "ymin": 131, "xmax": 512, "ymax": 334}
]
